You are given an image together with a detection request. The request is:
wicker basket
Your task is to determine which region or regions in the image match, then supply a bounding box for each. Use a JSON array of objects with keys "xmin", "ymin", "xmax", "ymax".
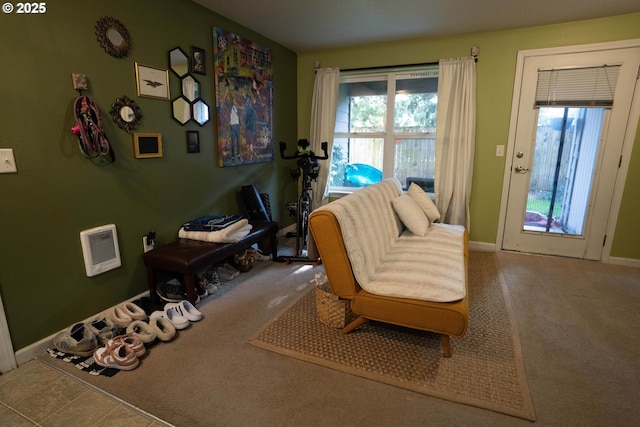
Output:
[{"xmin": 312, "ymin": 274, "xmax": 356, "ymax": 328}]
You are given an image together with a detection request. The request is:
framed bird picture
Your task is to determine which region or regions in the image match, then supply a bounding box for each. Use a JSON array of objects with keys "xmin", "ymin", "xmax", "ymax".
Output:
[{"xmin": 135, "ymin": 63, "xmax": 170, "ymax": 100}]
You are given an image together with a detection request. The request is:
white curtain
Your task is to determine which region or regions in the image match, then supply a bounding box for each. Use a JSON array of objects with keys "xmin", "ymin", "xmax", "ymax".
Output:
[
  {"xmin": 309, "ymin": 68, "xmax": 340, "ymax": 210},
  {"xmin": 435, "ymin": 57, "xmax": 476, "ymax": 230}
]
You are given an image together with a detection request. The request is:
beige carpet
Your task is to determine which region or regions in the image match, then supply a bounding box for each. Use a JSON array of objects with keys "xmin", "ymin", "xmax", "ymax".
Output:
[{"xmin": 249, "ymin": 251, "xmax": 536, "ymax": 421}]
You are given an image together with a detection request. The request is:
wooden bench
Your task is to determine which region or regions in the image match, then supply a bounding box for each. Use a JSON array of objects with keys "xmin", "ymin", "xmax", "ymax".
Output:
[{"xmin": 143, "ymin": 221, "xmax": 279, "ymax": 304}]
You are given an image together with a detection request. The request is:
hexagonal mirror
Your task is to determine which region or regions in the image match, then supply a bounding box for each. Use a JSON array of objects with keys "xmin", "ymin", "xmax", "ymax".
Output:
[
  {"xmin": 192, "ymin": 99, "xmax": 210, "ymax": 126},
  {"xmin": 168, "ymin": 47, "xmax": 189, "ymax": 77},
  {"xmin": 181, "ymin": 74, "xmax": 200, "ymax": 102},
  {"xmin": 172, "ymin": 97, "xmax": 191, "ymax": 125}
]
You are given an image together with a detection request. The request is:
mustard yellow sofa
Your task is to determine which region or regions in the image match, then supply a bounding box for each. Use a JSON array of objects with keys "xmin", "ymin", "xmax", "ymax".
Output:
[{"xmin": 309, "ymin": 179, "xmax": 469, "ymax": 357}]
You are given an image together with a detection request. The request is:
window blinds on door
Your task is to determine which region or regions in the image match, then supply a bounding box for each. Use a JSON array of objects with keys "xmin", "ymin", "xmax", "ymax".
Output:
[{"xmin": 535, "ymin": 65, "xmax": 621, "ymax": 108}]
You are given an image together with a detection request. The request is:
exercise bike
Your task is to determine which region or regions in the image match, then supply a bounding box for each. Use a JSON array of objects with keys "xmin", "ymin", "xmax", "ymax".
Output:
[{"xmin": 279, "ymin": 139, "xmax": 328, "ymax": 264}]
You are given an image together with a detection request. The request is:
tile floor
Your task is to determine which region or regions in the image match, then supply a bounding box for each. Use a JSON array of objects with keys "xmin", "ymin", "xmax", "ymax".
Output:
[{"xmin": 0, "ymin": 359, "xmax": 170, "ymax": 427}]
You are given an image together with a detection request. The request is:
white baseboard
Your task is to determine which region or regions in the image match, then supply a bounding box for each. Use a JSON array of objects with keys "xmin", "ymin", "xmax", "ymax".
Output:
[
  {"xmin": 608, "ymin": 256, "xmax": 640, "ymax": 268},
  {"xmin": 469, "ymin": 241, "xmax": 496, "ymax": 252},
  {"xmin": 15, "ymin": 290, "xmax": 151, "ymax": 367}
]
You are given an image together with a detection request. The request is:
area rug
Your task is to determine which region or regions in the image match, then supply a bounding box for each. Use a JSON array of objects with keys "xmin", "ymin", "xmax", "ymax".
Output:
[
  {"xmin": 249, "ymin": 251, "xmax": 536, "ymax": 421},
  {"xmin": 44, "ymin": 347, "xmax": 119, "ymax": 377}
]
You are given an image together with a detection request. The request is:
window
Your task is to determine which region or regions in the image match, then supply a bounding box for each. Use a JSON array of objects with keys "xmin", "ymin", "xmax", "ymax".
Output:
[{"xmin": 329, "ymin": 66, "xmax": 438, "ymax": 194}]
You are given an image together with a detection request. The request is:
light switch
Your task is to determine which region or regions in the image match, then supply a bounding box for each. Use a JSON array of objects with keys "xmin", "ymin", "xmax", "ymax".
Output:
[
  {"xmin": 0, "ymin": 149, "xmax": 18, "ymax": 173},
  {"xmin": 496, "ymin": 145, "xmax": 505, "ymax": 157}
]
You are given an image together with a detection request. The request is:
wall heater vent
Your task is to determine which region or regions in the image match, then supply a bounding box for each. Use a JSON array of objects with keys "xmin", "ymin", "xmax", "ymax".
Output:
[{"xmin": 80, "ymin": 224, "xmax": 121, "ymax": 277}]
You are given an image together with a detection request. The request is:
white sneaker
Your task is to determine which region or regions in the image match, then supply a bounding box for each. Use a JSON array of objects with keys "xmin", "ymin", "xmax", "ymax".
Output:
[
  {"xmin": 222, "ymin": 263, "xmax": 240, "ymax": 278},
  {"xmin": 165, "ymin": 301, "xmax": 203, "ymax": 322},
  {"xmin": 217, "ymin": 266, "xmax": 235, "ymax": 282},
  {"xmin": 150, "ymin": 307, "xmax": 190, "ymax": 330}
]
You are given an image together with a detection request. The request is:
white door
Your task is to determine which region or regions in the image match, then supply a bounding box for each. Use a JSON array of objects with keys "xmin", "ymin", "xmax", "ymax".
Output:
[{"xmin": 502, "ymin": 45, "xmax": 640, "ymax": 259}]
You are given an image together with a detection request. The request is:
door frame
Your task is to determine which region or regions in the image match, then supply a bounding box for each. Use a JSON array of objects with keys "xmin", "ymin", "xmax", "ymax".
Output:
[{"xmin": 496, "ymin": 38, "xmax": 640, "ymax": 262}]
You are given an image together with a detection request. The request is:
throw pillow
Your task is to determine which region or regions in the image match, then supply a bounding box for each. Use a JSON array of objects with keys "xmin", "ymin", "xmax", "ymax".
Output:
[
  {"xmin": 407, "ymin": 182, "xmax": 441, "ymax": 223},
  {"xmin": 392, "ymin": 195, "xmax": 429, "ymax": 236}
]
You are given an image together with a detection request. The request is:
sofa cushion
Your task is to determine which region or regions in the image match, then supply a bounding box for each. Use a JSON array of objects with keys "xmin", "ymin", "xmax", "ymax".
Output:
[
  {"xmin": 408, "ymin": 182, "xmax": 440, "ymax": 223},
  {"xmin": 365, "ymin": 223, "xmax": 466, "ymax": 302},
  {"xmin": 392, "ymin": 194, "xmax": 429, "ymax": 236}
]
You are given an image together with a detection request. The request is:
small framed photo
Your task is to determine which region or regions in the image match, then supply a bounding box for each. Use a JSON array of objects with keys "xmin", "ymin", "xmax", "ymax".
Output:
[
  {"xmin": 135, "ymin": 63, "xmax": 170, "ymax": 99},
  {"xmin": 190, "ymin": 46, "xmax": 206, "ymax": 75},
  {"xmin": 133, "ymin": 133, "xmax": 163, "ymax": 158},
  {"xmin": 187, "ymin": 130, "xmax": 200, "ymax": 153}
]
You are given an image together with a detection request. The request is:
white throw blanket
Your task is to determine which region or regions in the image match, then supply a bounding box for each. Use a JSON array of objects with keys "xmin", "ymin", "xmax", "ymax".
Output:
[
  {"xmin": 315, "ymin": 179, "xmax": 466, "ymax": 303},
  {"xmin": 178, "ymin": 219, "xmax": 253, "ymax": 243}
]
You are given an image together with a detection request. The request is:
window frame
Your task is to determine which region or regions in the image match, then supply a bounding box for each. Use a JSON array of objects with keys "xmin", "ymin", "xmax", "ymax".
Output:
[{"xmin": 329, "ymin": 65, "xmax": 439, "ymax": 195}]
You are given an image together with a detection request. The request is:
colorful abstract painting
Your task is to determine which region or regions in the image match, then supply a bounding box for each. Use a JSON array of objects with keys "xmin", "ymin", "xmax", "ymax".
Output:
[{"xmin": 213, "ymin": 27, "xmax": 274, "ymax": 167}]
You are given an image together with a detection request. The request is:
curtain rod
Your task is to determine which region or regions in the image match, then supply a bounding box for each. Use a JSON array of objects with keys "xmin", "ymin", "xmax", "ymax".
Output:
[
  {"xmin": 341, "ymin": 61, "xmax": 440, "ymax": 72},
  {"xmin": 321, "ymin": 55, "xmax": 478, "ymax": 73}
]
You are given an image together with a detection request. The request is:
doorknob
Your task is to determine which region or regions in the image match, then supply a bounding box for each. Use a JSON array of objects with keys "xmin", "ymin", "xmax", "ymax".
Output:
[{"xmin": 514, "ymin": 165, "xmax": 529, "ymax": 173}]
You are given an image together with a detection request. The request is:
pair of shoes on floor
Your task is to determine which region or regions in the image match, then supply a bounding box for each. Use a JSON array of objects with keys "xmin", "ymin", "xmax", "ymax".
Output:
[
  {"xmin": 53, "ymin": 322, "xmax": 99, "ymax": 356},
  {"xmin": 248, "ymin": 247, "xmax": 271, "ymax": 261},
  {"xmin": 234, "ymin": 250, "xmax": 255, "ymax": 272},
  {"xmin": 93, "ymin": 333, "xmax": 145, "ymax": 371},
  {"xmin": 202, "ymin": 270, "xmax": 220, "ymax": 295},
  {"xmin": 88, "ymin": 316, "xmax": 118, "ymax": 345},
  {"xmin": 156, "ymin": 278, "xmax": 186, "ymax": 302},
  {"xmin": 196, "ymin": 277, "xmax": 208, "ymax": 299},
  {"xmin": 203, "ymin": 270, "xmax": 220, "ymax": 295},
  {"xmin": 104, "ymin": 302, "xmax": 148, "ymax": 330},
  {"xmin": 126, "ymin": 316, "xmax": 177, "ymax": 343},
  {"xmin": 156, "ymin": 278, "xmax": 201, "ymax": 304},
  {"xmin": 217, "ymin": 263, "xmax": 240, "ymax": 282},
  {"xmin": 150, "ymin": 300, "xmax": 203, "ymax": 330}
]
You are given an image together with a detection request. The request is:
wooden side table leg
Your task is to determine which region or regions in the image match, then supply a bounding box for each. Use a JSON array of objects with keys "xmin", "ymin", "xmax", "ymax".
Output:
[
  {"xmin": 270, "ymin": 231, "xmax": 278, "ymax": 261},
  {"xmin": 184, "ymin": 273, "xmax": 197, "ymax": 305},
  {"xmin": 146, "ymin": 266, "xmax": 157, "ymax": 299}
]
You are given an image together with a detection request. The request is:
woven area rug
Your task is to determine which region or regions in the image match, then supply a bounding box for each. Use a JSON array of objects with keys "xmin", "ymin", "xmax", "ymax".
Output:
[{"xmin": 249, "ymin": 251, "xmax": 536, "ymax": 421}]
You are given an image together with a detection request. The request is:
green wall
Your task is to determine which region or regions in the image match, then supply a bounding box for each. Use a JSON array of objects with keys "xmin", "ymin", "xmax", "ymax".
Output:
[
  {"xmin": 0, "ymin": 0, "xmax": 298, "ymax": 350},
  {"xmin": 297, "ymin": 13, "xmax": 640, "ymax": 260}
]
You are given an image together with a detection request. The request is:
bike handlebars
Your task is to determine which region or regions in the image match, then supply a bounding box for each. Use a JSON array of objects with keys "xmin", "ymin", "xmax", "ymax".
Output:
[{"xmin": 279, "ymin": 140, "xmax": 328, "ymax": 160}]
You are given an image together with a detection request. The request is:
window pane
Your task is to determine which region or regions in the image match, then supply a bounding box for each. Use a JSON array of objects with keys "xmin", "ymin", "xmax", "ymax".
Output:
[
  {"xmin": 524, "ymin": 107, "xmax": 604, "ymax": 235},
  {"xmin": 336, "ymin": 80, "xmax": 387, "ymax": 133},
  {"xmin": 329, "ymin": 137, "xmax": 383, "ymax": 188},
  {"xmin": 394, "ymin": 138, "xmax": 435, "ymax": 191},
  {"xmin": 394, "ymin": 77, "xmax": 438, "ymax": 133}
]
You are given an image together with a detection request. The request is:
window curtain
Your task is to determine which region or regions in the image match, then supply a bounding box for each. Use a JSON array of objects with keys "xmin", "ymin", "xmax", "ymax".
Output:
[
  {"xmin": 435, "ymin": 57, "xmax": 476, "ymax": 230},
  {"xmin": 309, "ymin": 68, "xmax": 340, "ymax": 210}
]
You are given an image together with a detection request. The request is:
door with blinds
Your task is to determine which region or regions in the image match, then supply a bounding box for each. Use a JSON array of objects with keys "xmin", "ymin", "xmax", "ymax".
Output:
[{"xmin": 502, "ymin": 46, "xmax": 640, "ymax": 259}]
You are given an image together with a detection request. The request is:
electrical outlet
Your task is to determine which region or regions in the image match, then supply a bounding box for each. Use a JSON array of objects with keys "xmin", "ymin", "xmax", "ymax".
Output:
[
  {"xmin": 143, "ymin": 236, "xmax": 155, "ymax": 253},
  {"xmin": 496, "ymin": 145, "xmax": 505, "ymax": 157},
  {"xmin": 0, "ymin": 149, "xmax": 17, "ymax": 173}
]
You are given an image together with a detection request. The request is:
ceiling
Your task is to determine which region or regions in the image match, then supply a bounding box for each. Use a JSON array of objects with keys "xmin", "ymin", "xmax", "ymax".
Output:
[{"xmin": 193, "ymin": 0, "xmax": 640, "ymax": 53}]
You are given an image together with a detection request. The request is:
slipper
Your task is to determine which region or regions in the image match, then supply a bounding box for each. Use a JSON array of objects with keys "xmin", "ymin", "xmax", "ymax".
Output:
[
  {"xmin": 149, "ymin": 316, "xmax": 176, "ymax": 342},
  {"xmin": 126, "ymin": 320, "xmax": 157, "ymax": 344},
  {"xmin": 118, "ymin": 302, "xmax": 148, "ymax": 321}
]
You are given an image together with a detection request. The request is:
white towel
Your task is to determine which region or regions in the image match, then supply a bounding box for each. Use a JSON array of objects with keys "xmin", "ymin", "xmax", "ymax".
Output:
[{"xmin": 178, "ymin": 219, "xmax": 253, "ymax": 243}]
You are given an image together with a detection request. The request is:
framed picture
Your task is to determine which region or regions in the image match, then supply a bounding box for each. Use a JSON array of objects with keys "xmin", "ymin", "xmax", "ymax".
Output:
[
  {"xmin": 213, "ymin": 28, "xmax": 273, "ymax": 167},
  {"xmin": 135, "ymin": 63, "xmax": 170, "ymax": 99},
  {"xmin": 187, "ymin": 130, "xmax": 200, "ymax": 153},
  {"xmin": 133, "ymin": 133, "xmax": 163, "ymax": 158},
  {"xmin": 190, "ymin": 46, "xmax": 206, "ymax": 75}
]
